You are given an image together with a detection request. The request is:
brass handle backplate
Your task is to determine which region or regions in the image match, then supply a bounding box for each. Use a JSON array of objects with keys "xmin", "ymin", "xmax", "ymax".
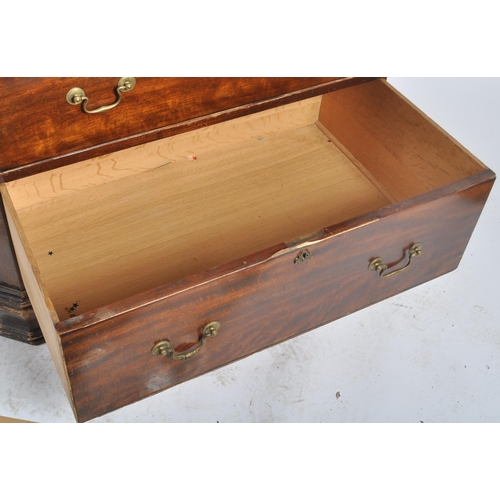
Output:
[
  {"xmin": 66, "ymin": 77, "xmax": 136, "ymax": 114},
  {"xmin": 151, "ymin": 321, "xmax": 220, "ymax": 361},
  {"xmin": 369, "ymin": 243, "xmax": 423, "ymax": 278}
]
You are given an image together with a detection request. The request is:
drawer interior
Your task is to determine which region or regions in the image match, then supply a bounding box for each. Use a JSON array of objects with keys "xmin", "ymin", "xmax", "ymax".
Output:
[{"xmin": 2, "ymin": 79, "xmax": 487, "ymax": 322}]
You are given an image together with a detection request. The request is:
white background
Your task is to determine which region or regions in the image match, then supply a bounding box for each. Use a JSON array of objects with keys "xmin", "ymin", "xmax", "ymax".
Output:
[{"xmin": 0, "ymin": 77, "xmax": 498, "ymax": 424}]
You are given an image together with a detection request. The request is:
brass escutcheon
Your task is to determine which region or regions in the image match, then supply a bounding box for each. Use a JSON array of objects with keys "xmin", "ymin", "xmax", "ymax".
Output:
[{"xmin": 294, "ymin": 249, "xmax": 312, "ymax": 264}]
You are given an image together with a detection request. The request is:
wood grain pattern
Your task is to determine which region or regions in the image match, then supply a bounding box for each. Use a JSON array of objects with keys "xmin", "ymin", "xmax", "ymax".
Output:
[
  {"xmin": 318, "ymin": 79, "xmax": 487, "ymax": 201},
  {"xmin": 0, "ymin": 77, "xmax": 379, "ymax": 181},
  {"xmin": 58, "ymin": 175, "xmax": 494, "ymax": 422},
  {"xmin": 7, "ymin": 96, "xmax": 323, "ymax": 211},
  {"xmin": 7, "ymin": 122, "xmax": 389, "ymax": 319}
]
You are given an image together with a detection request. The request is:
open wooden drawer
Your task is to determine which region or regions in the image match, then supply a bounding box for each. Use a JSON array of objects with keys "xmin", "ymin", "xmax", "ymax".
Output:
[{"xmin": 0, "ymin": 79, "xmax": 495, "ymax": 422}]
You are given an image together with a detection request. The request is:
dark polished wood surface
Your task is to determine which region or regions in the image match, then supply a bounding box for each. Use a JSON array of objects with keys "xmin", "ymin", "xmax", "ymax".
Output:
[
  {"xmin": 0, "ymin": 197, "xmax": 23, "ymax": 290},
  {"xmin": 59, "ymin": 173, "xmax": 494, "ymax": 422},
  {"xmin": 0, "ymin": 77, "xmax": 377, "ymax": 181},
  {"xmin": 0, "ymin": 198, "xmax": 42, "ymax": 344}
]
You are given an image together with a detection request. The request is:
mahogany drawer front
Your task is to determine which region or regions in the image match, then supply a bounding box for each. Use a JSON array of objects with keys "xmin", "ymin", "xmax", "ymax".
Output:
[
  {"xmin": 58, "ymin": 177, "xmax": 492, "ymax": 422},
  {"xmin": 0, "ymin": 77, "xmax": 376, "ymax": 178}
]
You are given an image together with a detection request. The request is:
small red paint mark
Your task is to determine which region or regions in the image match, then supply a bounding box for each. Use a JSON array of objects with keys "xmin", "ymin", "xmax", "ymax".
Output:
[
  {"xmin": 193, "ymin": 156, "xmax": 198, "ymax": 160},
  {"xmin": 327, "ymin": 139, "xmax": 332, "ymax": 143}
]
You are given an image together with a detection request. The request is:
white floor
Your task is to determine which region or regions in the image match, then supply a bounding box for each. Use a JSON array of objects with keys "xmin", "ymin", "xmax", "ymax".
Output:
[{"xmin": 0, "ymin": 78, "xmax": 498, "ymax": 423}]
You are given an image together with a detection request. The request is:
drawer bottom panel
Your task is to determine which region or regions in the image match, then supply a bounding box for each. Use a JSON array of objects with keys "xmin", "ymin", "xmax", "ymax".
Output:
[{"xmin": 60, "ymin": 179, "xmax": 492, "ymax": 422}]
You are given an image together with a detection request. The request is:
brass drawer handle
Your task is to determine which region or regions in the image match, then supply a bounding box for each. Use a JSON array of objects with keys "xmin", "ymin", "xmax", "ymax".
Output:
[
  {"xmin": 151, "ymin": 321, "xmax": 220, "ymax": 361},
  {"xmin": 66, "ymin": 77, "xmax": 136, "ymax": 114},
  {"xmin": 369, "ymin": 243, "xmax": 422, "ymax": 278}
]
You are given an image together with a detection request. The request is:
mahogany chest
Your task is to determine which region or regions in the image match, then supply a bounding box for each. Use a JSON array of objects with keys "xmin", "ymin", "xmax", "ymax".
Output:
[{"xmin": 0, "ymin": 77, "xmax": 495, "ymax": 422}]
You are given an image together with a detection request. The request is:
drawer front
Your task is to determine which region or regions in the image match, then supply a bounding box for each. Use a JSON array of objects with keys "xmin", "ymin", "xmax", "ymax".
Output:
[
  {"xmin": 0, "ymin": 77, "xmax": 374, "ymax": 177},
  {"xmin": 59, "ymin": 177, "xmax": 493, "ymax": 422}
]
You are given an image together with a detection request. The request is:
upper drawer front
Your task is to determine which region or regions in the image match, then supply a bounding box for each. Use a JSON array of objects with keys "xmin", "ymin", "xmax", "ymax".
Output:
[
  {"xmin": 0, "ymin": 77, "xmax": 364, "ymax": 174},
  {"xmin": 59, "ymin": 177, "xmax": 493, "ymax": 422}
]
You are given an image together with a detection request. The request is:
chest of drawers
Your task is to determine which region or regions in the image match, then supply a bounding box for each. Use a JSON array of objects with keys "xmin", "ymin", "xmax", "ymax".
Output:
[{"xmin": 0, "ymin": 77, "xmax": 495, "ymax": 422}]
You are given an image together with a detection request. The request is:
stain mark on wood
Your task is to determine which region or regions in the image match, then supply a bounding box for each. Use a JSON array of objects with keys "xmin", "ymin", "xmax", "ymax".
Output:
[{"xmin": 65, "ymin": 302, "xmax": 80, "ymax": 316}]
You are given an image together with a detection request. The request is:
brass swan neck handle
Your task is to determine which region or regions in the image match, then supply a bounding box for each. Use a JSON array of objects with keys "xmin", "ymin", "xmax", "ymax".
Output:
[
  {"xmin": 66, "ymin": 77, "xmax": 136, "ymax": 114},
  {"xmin": 151, "ymin": 321, "xmax": 220, "ymax": 361},
  {"xmin": 369, "ymin": 243, "xmax": 423, "ymax": 278}
]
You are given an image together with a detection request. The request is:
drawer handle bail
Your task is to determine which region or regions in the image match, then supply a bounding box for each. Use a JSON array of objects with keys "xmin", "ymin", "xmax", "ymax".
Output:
[
  {"xmin": 151, "ymin": 321, "xmax": 220, "ymax": 361},
  {"xmin": 369, "ymin": 243, "xmax": 422, "ymax": 278},
  {"xmin": 65, "ymin": 77, "xmax": 136, "ymax": 114}
]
